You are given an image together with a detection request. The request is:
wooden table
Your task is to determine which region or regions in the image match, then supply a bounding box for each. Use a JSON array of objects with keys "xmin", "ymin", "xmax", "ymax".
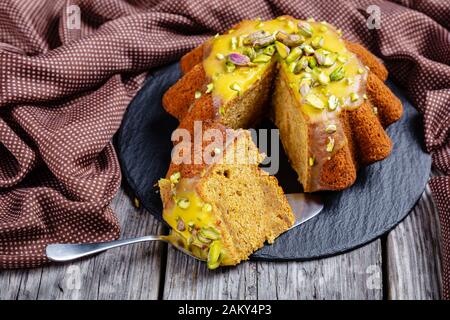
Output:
[{"xmin": 0, "ymin": 177, "xmax": 442, "ymax": 300}]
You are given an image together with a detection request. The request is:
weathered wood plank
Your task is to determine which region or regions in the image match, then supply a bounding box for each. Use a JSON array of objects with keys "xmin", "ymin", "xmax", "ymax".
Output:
[
  {"xmin": 163, "ymin": 240, "xmax": 382, "ymax": 300},
  {"xmin": 257, "ymin": 240, "xmax": 383, "ymax": 300},
  {"xmin": 386, "ymin": 184, "xmax": 442, "ymax": 299},
  {"xmin": 0, "ymin": 187, "xmax": 164, "ymax": 300},
  {"xmin": 163, "ymin": 247, "xmax": 258, "ymax": 300}
]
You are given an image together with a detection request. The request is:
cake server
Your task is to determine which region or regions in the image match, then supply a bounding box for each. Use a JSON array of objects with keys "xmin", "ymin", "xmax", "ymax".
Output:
[{"xmin": 46, "ymin": 193, "xmax": 323, "ymax": 262}]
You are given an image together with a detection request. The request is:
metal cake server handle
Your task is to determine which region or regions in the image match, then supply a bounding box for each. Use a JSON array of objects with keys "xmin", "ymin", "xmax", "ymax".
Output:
[{"xmin": 46, "ymin": 193, "xmax": 324, "ymax": 262}]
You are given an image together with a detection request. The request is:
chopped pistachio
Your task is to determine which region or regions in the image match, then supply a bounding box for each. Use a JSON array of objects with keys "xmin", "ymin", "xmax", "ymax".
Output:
[
  {"xmin": 255, "ymin": 36, "xmax": 276, "ymax": 48},
  {"xmin": 230, "ymin": 36, "xmax": 237, "ymax": 50},
  {"xmin": 302, "ymin": 44, "xmax": 315, "ymax": 55},
  {"xmin": 276, "ymin": 32, "xmax": 304, "ymax": 47},
  {"xmin": 322, "ymin": 54, "xmax": 336, "ymax": 66},
  {"xmin": 275, "ymin": 41, "xmax": 290, "ymax": 59},
  {"xmin": 328, "ymin": 95, "xmax": 340, "ymax": 111},
  {"xmin": 227, "ymin": 52, "xmax": 251, "ymax": 66},
  {"xmin": 305, "ymin": 93, "xmax": 325, "ymax": 109},
  {"xmin": 225, "ymin": 61, "xmax": 236, "ymax": 73},
  {"xmin": 308, "ymin": 156, "xmax": 315, "ymax": 167},
  {"xmin": 216, "ymin": 53, "xmax": 225, "ymax": 60},
  {"xmin": 317, "ymin": 72, "xmax": 330, "ymax": 85},
  {"xmin": 294, "ymin": 56, "xmax": 309, "ymax": 73},
  {"xmin": 286, "ymin": 47, "xmax": 303, "ymax": 64},
  {"xmin": 357, "ymin": 68, "xmax": 364, "ymax": 74},
  {"xmin": 219, "ymin": 106, "xmax": 225, "ymax": 116},
  {"xmin": 243, "ymin": 30, "xmax": 270, "ymax": 45},
  {"xmin": 230, "ymin": 82, "xmax": 242, "ymax": 94},
  {"xmin": 286, "ymin": 20, "xmax": 296, "ymax": 31},
  {"xmin": 177, "ymin": 198, "xmax": 190, "ymax": 209},
  {"xmin": 350, "ymin": 92, "xmax": 360, "ymax": 102},
  {"xmin": 311, "ymin": 36, "xmax": 324, "ymax": 49},
  {"xmin": 207, "ymin": 241, "xmax": 222, "ymax": 270},
  {"xmin": 325, "ymin": 124, "xmax": 337, "ymax": 133},
  {"xmin": 329, "ymin": 66, "xmax": 345, "ymax": 81},
  {"xmin": 299, "ymin": 82, "xmax": 311, "ymax": 96},
  {"xmin": 314, "ymin": 49, "xmax": 336, "ymax": 66},
  {"xmin": 169, "ymin": 171, "xmax": 181, "ymax": 184},
  {"xmin": 200, "ymin": 227, "xmax": 221, "ymax": 240},
  {"xmin": 275, "ymin": 30, "xmax": 288, "ymax": 42},
  {"xmin": 345, "ymin": 77, "xmax": 354, "ymax": 86},
  {"xmin": 133, "ymin": 197, "xmax": 140, "ymax": 208},
  {"xmin": 301, "ymin": 72, "xmax": 313, "ymax": 80},
  {"xmin": 253, "ymin": 54, "xmax": 272, "ymax": 63},
  {"xmin": 205, "ymin": 83, "xmax": 214, "ymax": 93},
  {"xmin": 194, "ymin": 90, "xmax": 202, "ymax": 99},
  {"xmin": 337, "ymin": 55, "xmax": 347, "ymax": 63},
  {"xmin": 242, "ymin": 30, "xmax": 275, "ymax": 48},
  {"xmin": 326, "ymin": 136, "xmax": 335, "ymax": 152},
  {"xmin": 263, "ymin": 44, "xmax": 275, "ymax": 56},
  {"xmin": 196, "ymin": 232, "xmax": 212, "ymax": 244},
  {"xmin": 288, "ymin": 61, "xmax": 298, "ymax": 73},
  {"xmin": 308, "ymin": 56, "xmax": 317, "ymax": 68},
  {"xmin": 242, "ymin": 46, "xmax": 256, "ymax": 60},
  {"xmin": 298, "ymin": 21, "xmax": 313, "ymax": 37}
]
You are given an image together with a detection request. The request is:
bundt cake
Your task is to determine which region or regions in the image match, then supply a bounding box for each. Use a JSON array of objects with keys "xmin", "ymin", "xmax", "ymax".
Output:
[
  {"xmin": 158, "ymin": 122, "xmax": 295, "ymax": 269},
  {"xmin": 159, "ymin": 16, "xmax": 403, "ymax": 268}
]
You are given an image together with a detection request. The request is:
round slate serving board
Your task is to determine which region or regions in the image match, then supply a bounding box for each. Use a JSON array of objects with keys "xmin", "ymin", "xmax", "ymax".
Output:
[{"xmin": 117, "ymin": 62, "xmax": 431, "ymax": 261}]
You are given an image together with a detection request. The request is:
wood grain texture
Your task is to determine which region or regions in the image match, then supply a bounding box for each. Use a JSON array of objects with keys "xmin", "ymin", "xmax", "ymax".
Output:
[
  {"xmin": 386, "ymin": 185, "xmax": 442, "ymax": 299},
  {"xmin": 163, "ymin": 246, "xmax": 258, "ymax": 300},
  {"xmin": 0, "ymin": 184, "xmax": 443, "ymax": 300},
  {"xmin": 0, "ymin": 188, "xmax": 164, "ymax": 300},
  {"xmin": 163, "ymin": 240, "xmax": 383, "ymax": 300}
]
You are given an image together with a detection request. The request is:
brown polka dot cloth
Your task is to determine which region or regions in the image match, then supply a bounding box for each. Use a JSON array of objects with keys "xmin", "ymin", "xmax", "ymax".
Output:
[{"xmin": 0, "ymin": 0, "xmax": 448, "ymax": 297}]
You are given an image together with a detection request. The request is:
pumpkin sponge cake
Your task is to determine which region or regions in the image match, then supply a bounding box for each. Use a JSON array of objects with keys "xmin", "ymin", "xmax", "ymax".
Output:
[
  {"xmin": 160, "ymin": 16, "xmax": 403, "ymax": 268},
  {"xmin": 158, "ymin": 125, "xmax": 294, "ymax": 269}
]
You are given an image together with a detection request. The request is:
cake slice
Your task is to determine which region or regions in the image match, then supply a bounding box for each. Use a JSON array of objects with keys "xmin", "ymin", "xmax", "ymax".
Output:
[{"xmin": 158, "ymin": 125, "xmax": 294, "ymax": 269}]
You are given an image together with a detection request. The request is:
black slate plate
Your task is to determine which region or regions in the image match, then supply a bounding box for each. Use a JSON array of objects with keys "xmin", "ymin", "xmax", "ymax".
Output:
[{"xmin": 117, "ymin": 62, "xmax": 431, "ymax": 261}]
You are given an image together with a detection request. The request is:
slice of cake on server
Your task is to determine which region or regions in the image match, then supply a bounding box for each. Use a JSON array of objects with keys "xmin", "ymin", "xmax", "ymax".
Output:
[{"xmin": 159, "ymin": 122, "xmax": 294, "ymax": 269}]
